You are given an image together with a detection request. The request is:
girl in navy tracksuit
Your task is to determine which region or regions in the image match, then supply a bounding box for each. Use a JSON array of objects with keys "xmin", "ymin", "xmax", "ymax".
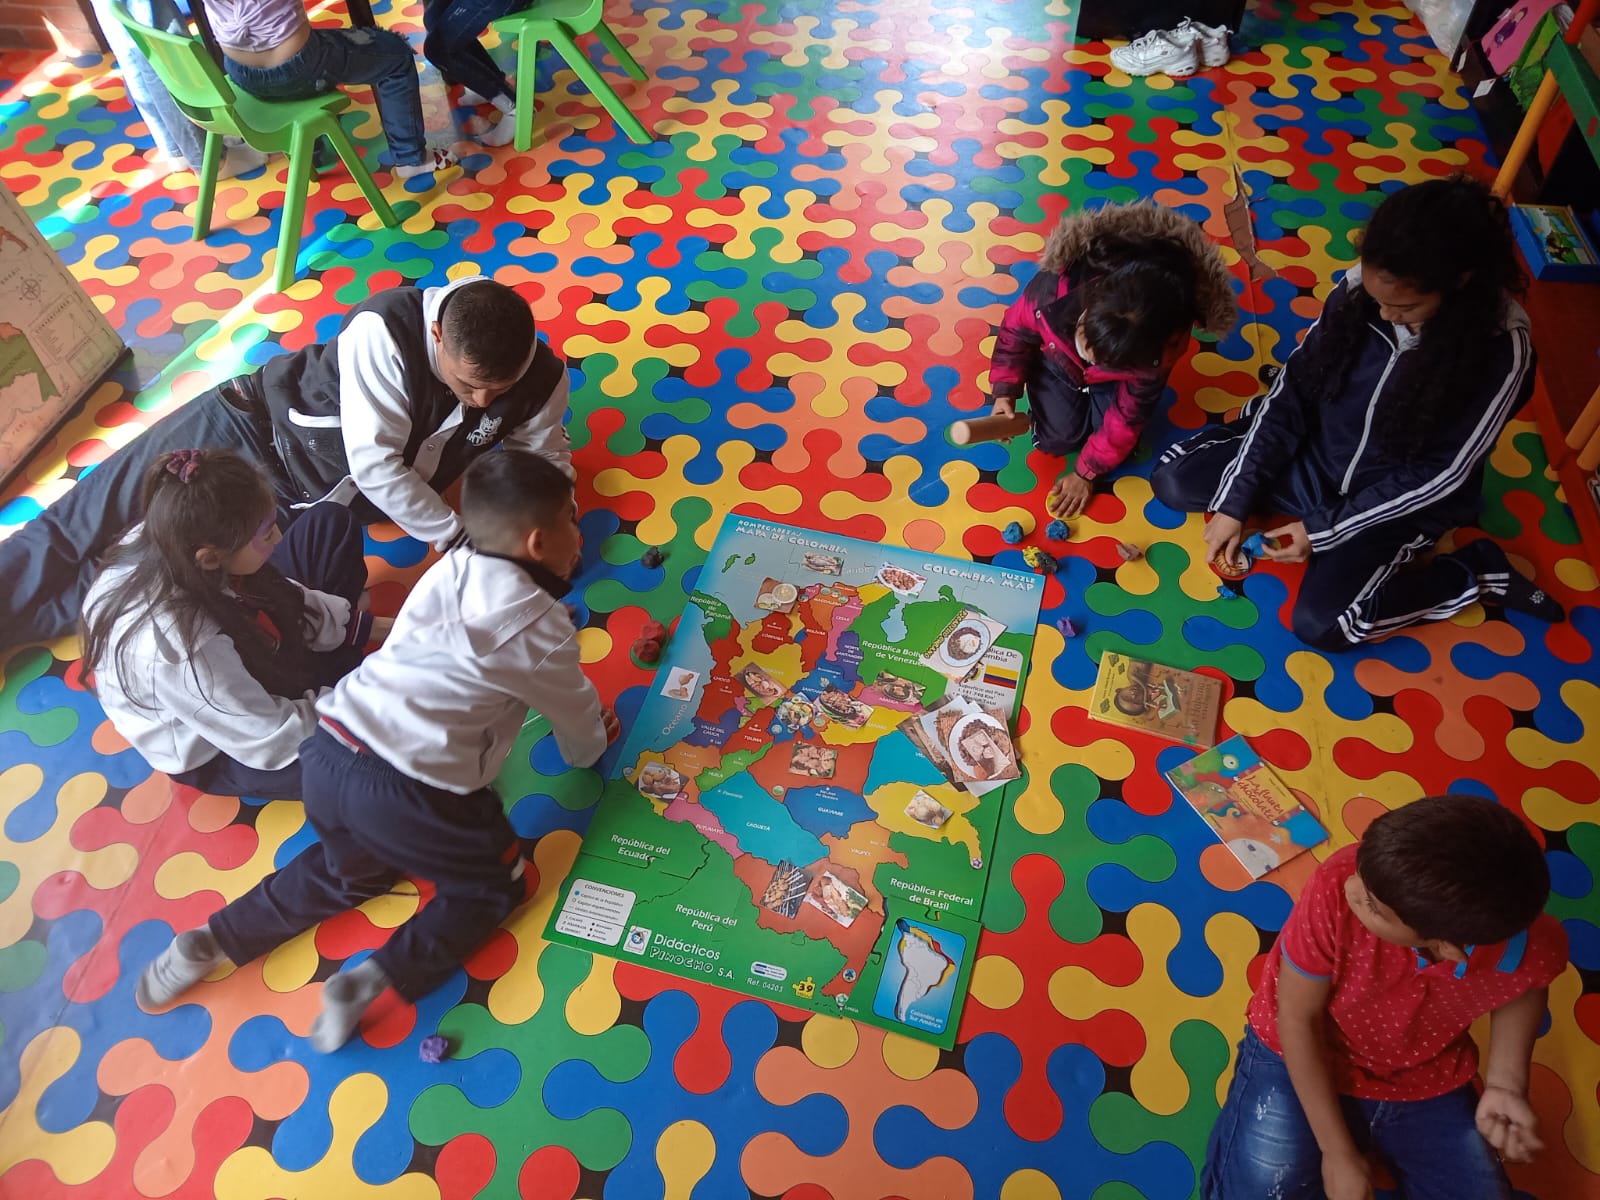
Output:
[
  {"xmin": 987, "ymin": 201, "xmax": 1238, "ymax": 517},
  {"xmin": 81, "ymin": 449, "xmax": 381, "ymax": 800},
  {"xmin": 1151, "ymin": 175, "xmax": 1562, "ymax": 649}
]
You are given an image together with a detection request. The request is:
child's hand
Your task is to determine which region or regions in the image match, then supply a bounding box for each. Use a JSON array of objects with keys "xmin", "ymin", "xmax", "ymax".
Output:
[
  {"xmin": 1320, "ymin": 1148, "xmax": 1374, "ymax": 1200},
  {"xmin": 1203, "ymin": 513, "xmax": 1245, "ymax": 568},
  {"xmin": 1047, "ymin": 472, "xmax": 1093, "ymax": 518},
  {"xmin": 601, "ymin": 706, "xmax": 621, "ymax": 744},
  {"xmin": 1262, "ymin": 520, "xmax": 1312, "ymax": 564},
  {"xmin": 990, "ymin": 395, "xmax": 1015, "ymax": 420},
  {"xmin": 1476, "ymin": 1085, "xmax": 1543, "ymax": 1162}
]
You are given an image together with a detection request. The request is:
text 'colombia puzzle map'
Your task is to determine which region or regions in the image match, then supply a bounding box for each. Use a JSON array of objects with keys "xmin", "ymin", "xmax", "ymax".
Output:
[{"xmin": 546, "ymin": 516, "xmax": 1043, "ymax": 1046}]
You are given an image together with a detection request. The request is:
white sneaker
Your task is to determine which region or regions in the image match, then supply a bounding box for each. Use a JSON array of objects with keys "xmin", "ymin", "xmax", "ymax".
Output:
[
  {"xmin": 1109, "ymin": 27, "xmax": 1201, "ymax": 77},
  {"xmin": 1172, "ymin": 16, "xmax": 1231, "ymax": 68}
]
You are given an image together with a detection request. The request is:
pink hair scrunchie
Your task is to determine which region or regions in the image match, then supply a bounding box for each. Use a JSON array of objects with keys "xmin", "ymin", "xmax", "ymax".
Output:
[{"xmin": 164, "ymin": 449, "xmax": 203, "ymax": 483}]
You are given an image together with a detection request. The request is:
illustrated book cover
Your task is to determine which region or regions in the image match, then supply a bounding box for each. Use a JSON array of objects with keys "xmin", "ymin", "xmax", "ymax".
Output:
[
  {"xmin": 1164, "ymin": 735, "xmax": 1328, "ymax": 878},
  {"xmin": 1088, "ymin": 652, "xmax": 1223, "ymax": 748}
]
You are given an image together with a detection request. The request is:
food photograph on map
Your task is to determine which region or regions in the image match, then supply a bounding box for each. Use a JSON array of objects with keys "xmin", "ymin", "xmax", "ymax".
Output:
[
  {"xmin": 801, "ymin": 552, "xmax": 842, "ymax": 575},
  {"xmin": 805, "ymin": 870, "xmax": 869, "ymax": 927},
  {"xmin": 898, "ymin": 704, "xmax": 968, "ymax": 791},
  {"xmin": 817, "ymin": 684, "xmax": 873, "ymax": 728},
  {"xmin": 875, "ymin": 564, "xmax": 927, "ymax": 597},
  {"xmin": 946, "ymin": 711, "xmax": 1021, "ymax": 787},
  {"xmin": 775, "ymin": 696, "xmax": 817, "ymax": 732},
  {"xmin": 904, "ymin": 789, "xmax": 953, "ymax": 829},
  {"xmin": 789, "ymin": 741, "xmax": 839, "ymax": 778},
  {"xmin": 760, "ymin": 860, "xmax": 812, "ymax": 918},
  {"xmin": 754, "ymin": 577, "xmax": 801, "ymax": 613},
  {"xmin": 738, "ymin": 662, "xmax": 787, "ymax": 701},
  {"xmin": 660, "ymin": 668, "xmax": 699, "ymax": 700},
  {"xmin": 920, "ymin": 610, "xmax": 1007, "ymax": 681},
  {"xmin": 860, "ymin": 670, "xmax": 926, "ymax": 710},
  {"xmin": 634, "ymin": 760, "xmax": 688, "ymax": 803}
]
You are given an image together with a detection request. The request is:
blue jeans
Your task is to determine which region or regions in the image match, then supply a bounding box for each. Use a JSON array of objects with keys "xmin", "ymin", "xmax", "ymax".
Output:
[
  {"xmin": 94, "ymin": 0, "xmax": 208, "ymax": 163},
  {"xmin": 1202, "ymin": 1029, "xmax": 1513, "ymax": 1200},
  {"xmin": 422, "ymin": 0, "xmax": 528, "ymax": 104},
  {"xmin": 224, "ymin": 27, "xmax": 428, "ymax": 166}
]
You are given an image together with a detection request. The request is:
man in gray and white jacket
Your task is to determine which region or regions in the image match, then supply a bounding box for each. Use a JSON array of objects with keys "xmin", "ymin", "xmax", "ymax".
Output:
[{"xmin": 0, "ymin": 275, "xmax": 569, "ymax": 646}]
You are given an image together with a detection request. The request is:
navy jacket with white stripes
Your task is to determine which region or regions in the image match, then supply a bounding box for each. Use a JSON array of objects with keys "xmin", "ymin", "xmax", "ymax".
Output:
[{"xmin": 1209, "ymin": 265, "xmax": 1534, "ymax": 552}]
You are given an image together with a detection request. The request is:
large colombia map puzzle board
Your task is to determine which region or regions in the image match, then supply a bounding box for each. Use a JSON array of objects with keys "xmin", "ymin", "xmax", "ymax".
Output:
[{"xmin": 545, "ymin": 516, "xmax": 1045, "ymax": 1047}]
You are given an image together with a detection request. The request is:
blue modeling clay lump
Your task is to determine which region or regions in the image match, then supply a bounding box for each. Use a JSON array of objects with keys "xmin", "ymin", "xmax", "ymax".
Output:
[{"xmin": 1001, "ymin": 521, "xmax": 1025, "ymax": 544}]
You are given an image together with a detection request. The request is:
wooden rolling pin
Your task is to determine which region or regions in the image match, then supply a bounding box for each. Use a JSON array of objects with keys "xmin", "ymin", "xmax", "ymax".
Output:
[{"xmin": 950, "ymin": 411, "xmax": 1031, "ymax": 445}]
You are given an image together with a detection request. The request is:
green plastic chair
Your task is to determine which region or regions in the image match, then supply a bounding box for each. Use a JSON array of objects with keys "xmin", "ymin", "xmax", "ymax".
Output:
[
  {"xmin": 109, "ymin": 2, "xmax": 399, "ymax": 292},
  {"xmin": 490, "ymin": 0, "xmax": 651, "ymax": 150}
]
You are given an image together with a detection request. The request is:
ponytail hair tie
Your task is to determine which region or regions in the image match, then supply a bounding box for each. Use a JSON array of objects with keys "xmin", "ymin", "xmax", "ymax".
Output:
[{"xmin": 164, "ymin": 449, "xmax": 203, "ymax": 483}]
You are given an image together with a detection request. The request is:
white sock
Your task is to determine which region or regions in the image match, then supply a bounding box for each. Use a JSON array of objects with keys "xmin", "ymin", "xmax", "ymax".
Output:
[
  {"xmin": 310, "ymin": 958, "xmax": 390, "ymax": 1053},
  {"xmin": 480, "ymin": 114, "xmax": 519, "ymax": 147},
  {"xmin": 491, "ymin": 92, "xmax": 515, "ymax": 114},
  {"xmin": 459, "ymin": 87, "xmax": 491, "ymax": 105}
]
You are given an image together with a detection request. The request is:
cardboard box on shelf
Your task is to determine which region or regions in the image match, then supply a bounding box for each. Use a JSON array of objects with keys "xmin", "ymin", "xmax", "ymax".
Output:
[{"xmin": 1511, "ymin": 203, "xmax": 1600, "ymax": 281}]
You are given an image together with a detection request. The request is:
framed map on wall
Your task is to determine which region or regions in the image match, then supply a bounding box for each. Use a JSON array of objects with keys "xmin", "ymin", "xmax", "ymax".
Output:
[{"xmin": 0, "ymin": 183, "xmax": 125, "ymax": 488}]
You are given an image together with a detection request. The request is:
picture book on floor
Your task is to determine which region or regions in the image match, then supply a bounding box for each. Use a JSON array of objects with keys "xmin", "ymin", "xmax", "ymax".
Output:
[
  {"xmin": 1165, "ymin": 735, "xmax": 1328, "ymax": 879},
  {"xmin": 1088, "ymin": 651, "xmax": 1223, "ymax": 748}
]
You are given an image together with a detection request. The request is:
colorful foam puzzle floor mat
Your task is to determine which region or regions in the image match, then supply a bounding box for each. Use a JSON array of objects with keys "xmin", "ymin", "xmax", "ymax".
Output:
[{"xmin": 2, "ymin": 0, "xmax": 1598, "ymax": 1196}]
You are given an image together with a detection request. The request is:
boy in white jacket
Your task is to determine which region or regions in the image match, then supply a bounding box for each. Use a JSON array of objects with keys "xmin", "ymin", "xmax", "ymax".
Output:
[{"xmin": 136, "ymin": 451, "xmax": 618, "ymax": 1049}]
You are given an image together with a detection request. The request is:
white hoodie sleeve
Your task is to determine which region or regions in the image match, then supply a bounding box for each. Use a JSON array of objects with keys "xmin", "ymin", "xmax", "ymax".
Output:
[
  {"xmin": 152, "ymin": 628, "xmax": 324, "ymax": 770},
  {"xmin": 501, "ymin": 364, "xmax": 574, "ymax": 479},
  {"xmin": 520, "ymin": 625, "xmax": 608, "ymax": 768},
  {"xmin": 337, "ymin": 311, "xmax": 464, "ymax": 549}
]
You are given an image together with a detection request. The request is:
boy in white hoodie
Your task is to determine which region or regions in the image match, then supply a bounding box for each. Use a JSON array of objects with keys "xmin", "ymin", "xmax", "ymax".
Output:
[{"xmin": 136, "ymin": 450, "xmax": 618, "ymax": 1049}]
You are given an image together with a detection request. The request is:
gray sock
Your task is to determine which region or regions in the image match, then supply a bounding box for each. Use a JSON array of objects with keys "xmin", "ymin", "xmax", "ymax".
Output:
[
  {"xmin": 310, "ymin": 959, "xmax": 391, "ymax": 1053},
  {"xmin": 480, "ymin": 114, "xmax": 518, "ymax": 147},
  {"xmin": 137, "ymin": 927, "xmax": 227, "ymax": 1010}
]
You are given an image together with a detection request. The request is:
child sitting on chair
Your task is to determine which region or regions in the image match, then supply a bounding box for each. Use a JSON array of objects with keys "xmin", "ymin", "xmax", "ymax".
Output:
[
  {"xmin": 1203, "ymin": 794, "xmax": 1568, "ymax": 1200},
  {"xmin": 974, "ymin": 201, "xmax": 1236, "ymax": 518},
  {"xmin": 136, "ymin": 451, "xmax": 619, "ymax": 1050},
  {"xmin": 199, "ymin": 0, "xmax": 465, "ymax": 177}
]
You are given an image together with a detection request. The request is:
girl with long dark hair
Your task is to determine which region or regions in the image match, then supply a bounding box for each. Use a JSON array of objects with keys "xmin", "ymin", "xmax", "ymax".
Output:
[
  {"xmin": 81, "ymin": 449, "xmax": 387, "ymax": 798},
  {"xmin": 1151, "ymin": 174, "xmax": 1563, "ymax": 648}
]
